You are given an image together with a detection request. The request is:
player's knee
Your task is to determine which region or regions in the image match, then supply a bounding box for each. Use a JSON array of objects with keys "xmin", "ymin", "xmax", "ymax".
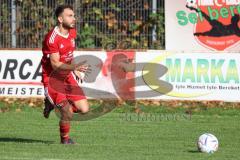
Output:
[
  {"xmin": 81, "ymin": 106, "xmax": 89, "ymax": 114},
  {"xmin": 73, "ymin": 100, "xmax": 89, "ymax": 113}
]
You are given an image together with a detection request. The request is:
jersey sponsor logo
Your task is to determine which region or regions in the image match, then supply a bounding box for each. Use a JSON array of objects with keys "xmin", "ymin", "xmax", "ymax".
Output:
[{"xmin": 61, "ymin": 52, "xmax": 73, "ymax": 62}]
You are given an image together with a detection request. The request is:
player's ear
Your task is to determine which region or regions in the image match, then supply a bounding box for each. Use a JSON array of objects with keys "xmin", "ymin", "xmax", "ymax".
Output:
[{"xmin": 58, "ymin": 16, "xmax": 63, "ymax": 23}]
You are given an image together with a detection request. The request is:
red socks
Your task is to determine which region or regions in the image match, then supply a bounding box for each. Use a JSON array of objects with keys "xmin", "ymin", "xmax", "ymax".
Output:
[{"xmin": 59, "ymin": 122, "xmax": 70, "ymax": 142}]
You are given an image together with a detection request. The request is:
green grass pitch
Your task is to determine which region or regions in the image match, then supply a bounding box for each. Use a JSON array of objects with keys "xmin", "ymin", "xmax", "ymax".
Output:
[{"xmin": 0, "ymin": 103, "xmax": 240, "ymax": 160}]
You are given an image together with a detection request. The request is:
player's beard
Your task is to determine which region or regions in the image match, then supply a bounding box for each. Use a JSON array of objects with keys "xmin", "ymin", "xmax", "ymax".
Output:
[{"xmin": 62, "ymin": 22, "xmax": 75, "ymax": 29}]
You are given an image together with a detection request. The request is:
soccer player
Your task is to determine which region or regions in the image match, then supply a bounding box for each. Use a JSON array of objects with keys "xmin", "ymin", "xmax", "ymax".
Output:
[{"xmin": 41, "ymin": 5, "xmax": 89, "ymax": 144}]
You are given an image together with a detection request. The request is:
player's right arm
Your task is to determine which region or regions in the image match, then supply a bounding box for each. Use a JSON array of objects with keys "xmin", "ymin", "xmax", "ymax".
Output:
[
  {"xmin": 50, "ymin": 53, "xmax": 89, "ymax": 72},
  {"xmin": 44, "ymin": 34, "xmax": 87, "ymax": 72},
  {"xmin": 50, "ymin": 52, "xmax": 75, "ymax": 70}
]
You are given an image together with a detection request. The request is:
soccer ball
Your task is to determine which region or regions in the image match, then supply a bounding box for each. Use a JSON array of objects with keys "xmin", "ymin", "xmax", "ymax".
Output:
[
  {"xmin": 186, "ymin": 0, "xmax": 197, "ymax": 6},
  {"xmin": 197, "ymin": 133, "xmax": 219, "ymax": 153}
]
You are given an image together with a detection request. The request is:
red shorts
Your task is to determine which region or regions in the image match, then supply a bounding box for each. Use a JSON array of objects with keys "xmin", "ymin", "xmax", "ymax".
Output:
[{"xmin": 45, "ymin": 72, "xmax": 86, "ymax": 106}]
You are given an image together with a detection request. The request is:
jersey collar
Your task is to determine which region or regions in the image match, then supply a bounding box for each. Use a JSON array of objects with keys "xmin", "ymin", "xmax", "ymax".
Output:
[{"xmin": 54, "ymin": 26, "xmax": 69, "ymax": 39}]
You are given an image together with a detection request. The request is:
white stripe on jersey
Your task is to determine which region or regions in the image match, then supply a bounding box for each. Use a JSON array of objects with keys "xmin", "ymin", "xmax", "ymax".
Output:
[{"xmin": 49, "ymin": 31, "xmax": 57, "ymax": 44}]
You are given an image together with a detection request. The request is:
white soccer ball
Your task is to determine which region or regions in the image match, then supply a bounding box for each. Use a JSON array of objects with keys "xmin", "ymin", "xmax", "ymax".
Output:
[
  {"xmin": 186, "ymin": 0, "xmax": 197, "ymax": 6},
  {"xmin": 197, "ymin": 133, "xmax": 219, "ymax": 153}
]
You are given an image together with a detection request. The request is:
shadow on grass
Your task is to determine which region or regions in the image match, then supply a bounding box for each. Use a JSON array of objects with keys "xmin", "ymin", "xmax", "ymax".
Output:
[
  {"xmin": 0, "ymin": 137, "xmax": 54, "ymax": 144},
  {"xmin": 188, "ymin": 150, "xmax": 200, "ymax": 153}
]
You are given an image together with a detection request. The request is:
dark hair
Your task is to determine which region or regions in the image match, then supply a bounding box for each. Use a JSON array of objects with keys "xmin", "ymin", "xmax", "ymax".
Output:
[{"xmin": 55, "ymin": 5, "xmax": 73, "ymax": 18}]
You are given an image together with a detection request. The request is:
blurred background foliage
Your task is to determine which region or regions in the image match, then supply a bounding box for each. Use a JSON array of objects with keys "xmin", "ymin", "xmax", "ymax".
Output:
[{"xmin": 0, "ymin": 0, "xmax": 165, "ymax": 49}]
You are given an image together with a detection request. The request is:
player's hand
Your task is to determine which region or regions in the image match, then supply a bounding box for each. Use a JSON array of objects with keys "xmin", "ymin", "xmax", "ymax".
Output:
[
  {"xmin": 75, "ymin": 64, "xmax": 89, "ymax": 72},
  {"xmin": 74, "ymin": 60, "xmax": 88, "ymax": 72}
]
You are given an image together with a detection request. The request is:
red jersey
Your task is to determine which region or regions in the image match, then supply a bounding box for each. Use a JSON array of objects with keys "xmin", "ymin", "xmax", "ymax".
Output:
[{"xmin": 41, "ymin": 26, "xmax": 77, "ymax": 87}]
